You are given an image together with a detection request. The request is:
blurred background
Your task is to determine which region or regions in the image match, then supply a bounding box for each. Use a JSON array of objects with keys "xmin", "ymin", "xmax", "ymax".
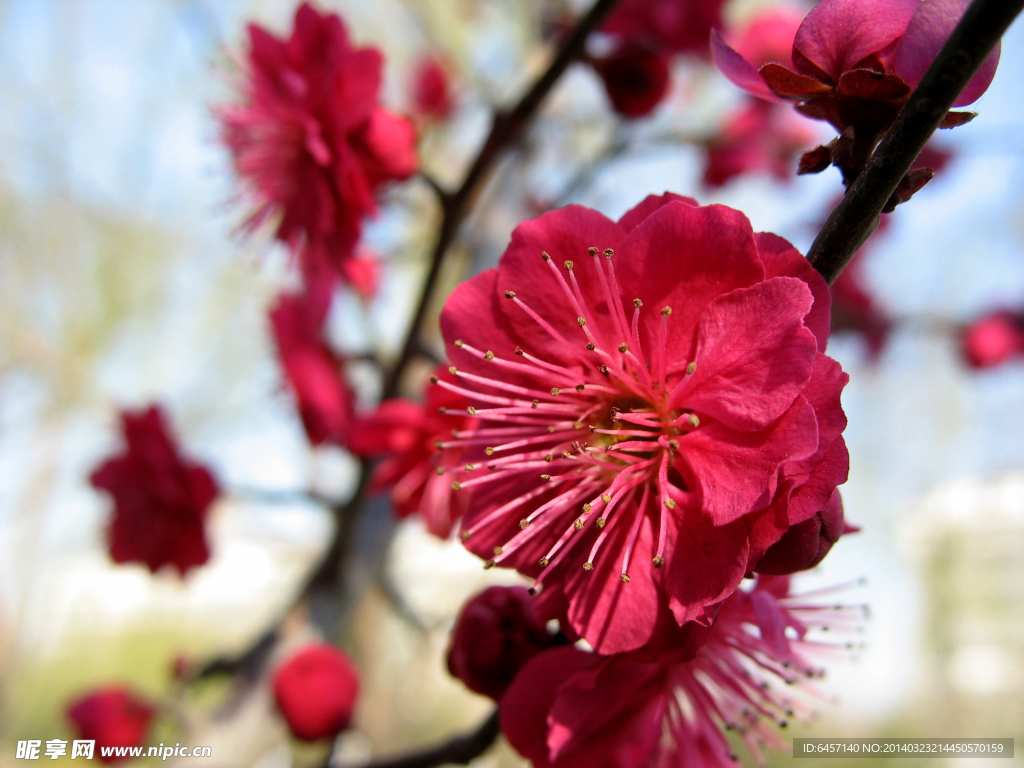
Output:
[{"xmin": 0, "ymin": 0, "xmax": 1022, "ymax": 765}]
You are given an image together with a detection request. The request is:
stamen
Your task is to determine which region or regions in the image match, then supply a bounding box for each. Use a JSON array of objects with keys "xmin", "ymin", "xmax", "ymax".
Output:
[{"xmin": 620, "ymin": 482, "xmax": 651, "ymax": 582}]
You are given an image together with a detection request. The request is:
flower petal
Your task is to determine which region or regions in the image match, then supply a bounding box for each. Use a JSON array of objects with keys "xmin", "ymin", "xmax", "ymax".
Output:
[
  {"xmin": 617, "ymin": 192, "xmax": 698, "ymax": 233},
  {"xmin": 893, "ymin": 0, "xmax": 1000, "ymax": 105},
  {"xmin": 711, "ymin": 29, "xmax": 781, "ymax": 102},
  {"xmin": 756, "ymin": 231, "xmax": 831, "ymax": 351}
]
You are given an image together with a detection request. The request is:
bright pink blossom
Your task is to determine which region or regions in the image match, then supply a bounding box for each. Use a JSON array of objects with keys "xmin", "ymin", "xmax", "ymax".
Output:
[
  {"xmin": 712, "ymin": 0, "xmax": 1000, "ymax": 142},
  {"xmin": 412, "ymin": 56, "xmax": 456, "ymax": 120},
  {"xmin": 349, "ymin": 367, "xmax": 475, "ymax": 538},
  {"xmin": 270, "ymin": 286, "xmax": 353, "ymax": 446},
  {"xmin": 592, "ymin": 42, "xmax": 671, "ymax": 118},
  {"xmin": 90, "ymin": 407, "xmax": 218, "ymax": 576},
  {"xmin": 439, "ymin": 194, "xmax": 848, "ymax": 655},
  {"xmin": 961, "ymin": 311, "xmax": 1024, "ymax": 369},
  {"xmin": 447, "ymin": 586, "xmax": 560, "ymax": 700},
  {"xmin": 67, "ymin": 688, "xmax": 155, "ymax": 763},
  {"xmin": 220, "ymin": 3, "xmax": 417, "ymax": 290},
  {"xmin": 501, "ymin": 576, "xmax": 862, "ymax": 768},
  {"xmin": 605, "ymin": 0, "xmax": 728, "ymax": 59},
  {"xmin": 273, "ymin": 643, "xmax": 360, "ymax": 741}
]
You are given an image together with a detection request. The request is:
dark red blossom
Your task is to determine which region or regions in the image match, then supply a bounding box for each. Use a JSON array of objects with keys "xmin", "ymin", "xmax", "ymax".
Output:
[
  {"xmin": 592, "ymin": 42, "xmax": 671, "ymax": 118},
  {"xmin": 349, "ymin": 367, "xmax": 475, "ymax": 538},
  {"xmin": 604, "ymin": 0, "xmax": 728, "ymax": 59},
  {"xmin": 67, "ymin": 688, "xmax": 155, "ymax": 764},
  {"xmin": 273, "ymin": 643, "xmax": 360, "ymax": 741},
  {"xmin": 411, "ymin": 56, "xmax": 456, "ymax": 120},
  {"xmin": 220, "ymin": 3, "xmax": 417, "ymax": 290},
  {"xmin": 754, "ymin": 489, "xmax": 844, "ymax": 574},
  {"xmin": 439, "ymin": 194, "xmax": 848, "ymax": 655},
  {"xmin": 712, "ymin": 0, "xmax": 999, "ymax": 177},
  {"xmin": 447, "ymin": 586, "xmax": 560, "ymax": 700},
  {"xmin": 270, "ymin": 286, "xmax": 353, "ymax": 446},
  {"xmin": 501, "ymin": 576, "xmax": 862, "ymax": 768},
  {"xmin": 961, "ymin": 310, "xmax": 1024, "ymax": 369},
  {"xmin": 90, "ymin": 407, "xmax": 218, "ymax": 576}
]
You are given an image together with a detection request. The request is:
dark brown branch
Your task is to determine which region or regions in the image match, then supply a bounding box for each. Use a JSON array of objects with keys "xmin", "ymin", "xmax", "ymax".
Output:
[
  {"xmin": 807, "ymin": 0, "xmax": 1023, "ymax": 284},
  {"xmin": 381, "ymin": 0, "xmax": 621, "ymax": 399},
  {"xmin": 334, "ymin": 711, "xmax": 500, "ymax": 768}
]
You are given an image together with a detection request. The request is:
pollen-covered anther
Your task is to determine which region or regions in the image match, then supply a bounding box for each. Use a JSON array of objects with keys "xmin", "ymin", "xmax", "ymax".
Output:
[
  {"xmin": 541, "ymin": 252, "xmax": 551, "ymax": 261},
  {"xmin": 668, "ymin": 439, "xmax": 679, "ymax": 449},
  {"xmin": 493, "ymin": 546, "xmax": 503, "ymax": 555},
  {"xmin": 564, "ymin": 260, "xmax": 574, "ymax": 270},
  {"xmin": 687, "ymin": 414, "xmax": 700, "ymax": 428},
  {"xmin": 539, "ymin": 558, "xmax": 550, "ymax": 567},
  {"xmin": 601, "ymin": 494, "xmax": 611, "ymax": 503},
  {"xmin": 449, "ymin": 366, "xmax": 457, "ymax": 374},
  {"xmin": 484, "ymin": 350, "xmax": 495, "ymax": 360},
  {"xmin": 562, "ymin": 450, "xmax": 572, "ymax": 459},
  {"xmin": 454, "ymin": 340, "xmax": 463, "ymax": 348},
  {"xmin": 661, "ymin": 306, "xmax": 672, "ymax": 317},
  {"xmin": 618, "ymin": 343, "xmax": 629, "ymax": 353},
  {"xmin": 686, "ymin": 361, "xmax": 696, "ymax": 375},
  {"xmin": 531, "ymin": 399, "xmax": 539, "ymax": 409},
  {"xmin": 504, "ymin": 290, "xmax": 516, "ymax": 299},
  {"xmin": 467, "ymin": 406, "xmax": 477, "ymax": 415},
  {"xmin": 451, "ymin": 481, "xmax": 462, "ymax": 491},
  {"xmin": 586, "ymin": 342, "xmax": 596, "ymax": 351},
  {"xmin": 572, "ymin": 421, "xmax": 583, "ymax": 430},
  {"xmin": 540, "ymin": 474, "xmax": 552, "ymax": 481},
  {"xmin": 575, "ymin": 384, "xmax": 585, "ymax": 393},
  {"xmin": 460, "ymin": 530, "xmax": 471, "ymax": 540},
  {"xmin": 465, "ymin": 464, "xmax": 475, "ymax": 472},
  {"xmin": 544, "ymin": 454, "xmax": 553, "ymax": 462},
  {"xmin": 633, "ymin": 298, "xmax": 642, "ymax": 308},
  {"xmin": 599, "ymin": 365, "xmax": 609, "ymax": 374},
  {"xmin": 435, "ymin": 467, "xmax": 444, "ymax": 475},
  {"xmin": 551, "ymin": 388, "xmax": 560, "ymax": 396},
  {"xmin": 485, "ymin": 447, "xmax": 494, "ymax": 455},
  {"xmin": 484, "ymin": 559, "xmax": 495, "ymax": 569},
  {"xmin": 602, "ymin": 248, "xmax": 614, "ymax": 258},
  {"xmin": 583, "ymin": 562, "xmax": 594, "ymax": 571},
  {"xmin": 434, "ymin": 440, "xmax": 444, "ymax": 449},
  {"xmin": 430, "ymin": 375, "xmax": 439, "ymax": 384},
  {"xmin": 577, "ymin": 317, "xmax": 587, "ymax": 327},
  {"xmin": 665, "ymin": 498, "xmax": 677, "ymax": 509},
  {"xmin": 573, "ymin": 519, "xmax": 585, "ymax": 530},
  {"xmin": 652, "ymin": 556, "xmax": 665, "ymax": 568},
  {"xmin": 582, "ymin": 503, "xmax": 592, "ymax": 514},
  {"xmin": 514, "ymin": 347, "xmax": 524, "ymax": 355},
  {"xmin": 520, "ymin": 518, "xmax": 529, "ymax": 529},
  {"xmin": 620, "ymin": 573, "xmax": 631, "ymax": 583},
  {"xmin": 596, "ymin": 518, "xmax": 607, "ymax": 528},
  {"xmin": 588, "ymin": 247, "xmax": 598, "ymax": 256}
]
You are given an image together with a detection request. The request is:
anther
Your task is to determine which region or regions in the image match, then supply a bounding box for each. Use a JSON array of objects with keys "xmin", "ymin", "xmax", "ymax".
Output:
[
  {"xmin": 596, "ymin": 518, "xmax": 607, "ymax": 528},
  {"xmin": 484, "ymin": 560, "xmax": 495, "ymax": 569},
  {"xmin": 544, "ymin": 454, "xmax": 553, "ymax": 462},
  {"xmin": 687, "ymin": 414, "xmax": 699, "ymax": 428},
  {"xmin": 564, "ymin": 260, "xmax": 574, "ymax": 270},
  {"xmin": 514, "ymin": 347, "xmax": 524, "ymax": 355},
  {"xmin": 551, "ymin": 387, "xmax": 560, "ymax": 396},
  {"xmin": 449, "ymin": 366, "xmax": 457, "ymax": 374},
  {"xmin": 599, "ymin": 365, "xmax": 609, "ymax": 374},
  {"xmin": 539, "ymin": 558, "xmax": 549, "ymax": 567},
  {"xmin": 527, "ymin": 587, "xmax": 536, "ymax": 595},
  {"xmin": 467, "ymin": 406, "xmax": 477, "ymax": 415},
  {"xmin": 461, "ymin": 531, "xmax": 471, "ymax": 540},
  {"xmin": 620, "ymin": 573, "xmax": 631, "ymax": 583},
  {"xmin": 485, "ymin": 447, "xmax": 494, "ymax": 455},
  {"xmin": 586, "ymin": 342, "xmax": 596, "ymax": 350},
  {"xmin": 668, "ymin": 439, "xmax": 679, "ymax": 449},
  {"xmin": 520, "ymin": 519, "xmax": 529, "ymax": 529},
  {"xmin": 686, "ymin": 361, "xmax": 696, "ymax": 375},
  {"xmin": 602, "ymin": 494, "xmax": 611, "ymax": 503},
  {"xmin": 451, "ymin": 481, "xmax": 462, "ymax": 491},
  {"xmin": 573, "ymin": 519, "xmax": 584, "ymax": 530},
  {"xmin": 504, "ymin": 290, "xmax": 516, "ymax": 299},
  {"xmin": 547, "ymin": 425, "xmax": 556, "ymax": 433},
  {"xmin": 652, "ymin": 556, "xmax": 665, "ymax": 568},
  {"xmin": 541, "ymin": 252, "xmax": 551, "ymax": 261},
  {"xmin": 531, "ymin": 399, "xmax": 539, "ymax": 408},
  {"xmin": 618, "ymin": 343, "xmax": 629, "ymax": 353},
  {"xmin": 494, "ymin": 546, "xmax": 503, "ymax": 555},
  {"xmin": 435, "ymin": 440, "xmax": 444, "ymax": 449},
  {"xmin": 660, "ymin": 306, "xmax": 672, "ymax": 317},
  {"xmin": 435, "ymin": 467, "xmax": 444, "ymax": 475},
  {"xmin": 484, "ymin": 350, "xmax": 495, "ymax": 360},
  {"xmin": 562, "ymin": 450, "xmax": 572, "ymax": 459},
  {"xmin": 465, "ymin": 464, "xmax": 475, "ymax": 472},
  {"xmin": 454, "ymin": 339, "xmax": 463, "ymax": 347},
  {"xmin": 602, "ymin": 248, "xmax": 614, "ymax": 258},
  {"xmin": 583, "ymin": 562, "xmax": 594, "ymax": 571},
  {"xmin": 430, "ymin": 375, "xmax": 439, "ymax": 384},
  {"xmin": 575, "ymin": 384, "xmax": 584, "ymax": 393},
  {"xmin": 665, "ymin": 498, "xmax": 676, "ymax": 509},
  {"xmin": 572, "ymin": 421, "xmax": 582, "ymax": 430},
  {"xmin": 582, "ymin": 503, "xmax": 592, "ymax": 513},
  {"xmin": 633, "ymin": 298, "xmax": 642, "ymax": 308},
  {"xmin": 540, "ymin": 474, "xmax": 551, "ymax": 481},
  {"xmin": 577, "ymin": 317, "xmax": 586, "ymax": 327}
]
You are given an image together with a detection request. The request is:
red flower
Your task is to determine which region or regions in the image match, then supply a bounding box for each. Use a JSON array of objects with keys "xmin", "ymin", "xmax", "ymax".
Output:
[
  {"xmin": 220, "ymin": 3, "xmax": 417, "ymax": 289},
  {"xmin": 500, "ymin": 576, "xmax": 861, "ymax": 768},
  {"xmin": 447, "ymin": 586, "xmax": 560, "ymax": 700},
  {"xmin": 712, "ymin": 0, "xmax": 1000, "ymax": 141},
  {"xmin": 90, "ymin": 407, "xmax": 218, "ymax": 576},
  {"xmin": 412, "ymin": 56, "xmax": 456, "ymax": 120},
  {"xmin": 349, "ymin": 367, "xmax": 475, "ymax": 538},
  {"xmin": 273, "ymin": 643, "xmax": 360, "ymax": 741},
  {"xmin": 67, "ymin": 688, "xmax": 155, "ymax": 764},
  {"xmin": 604, "ymin": 0, "xmax": 728, "ymax": 59},
  {"xmin": 592, "ymin": 42, "xmax": 671, "ymax": 119},
  {"xmin": 439, "ymin": 194, "xmax": 848, "ymax": 655},
  {"xmin": 753, "ymin": 489, "xmax": 845, "ymax": 574},
  {"xmin": 270, "ymin": 286, "xmax": 353, "ymax": 446},
  {"xmin": 961, "ymin": 311, "xmax": 1024, "ymax": 369},
  {"xmin": 703, "ymin": 99, "xmax": 817, "ymax": 187}
]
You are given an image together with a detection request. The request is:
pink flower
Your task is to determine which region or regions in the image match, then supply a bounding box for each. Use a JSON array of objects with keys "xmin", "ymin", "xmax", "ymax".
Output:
[
  {"xmin": 703, "ymin": 99, "xmax": 818, "ymax": 187},
  {"xmin": 220, "ymin": 3, "xmax": 417, "ymax": 290},
  {"xmin": 604, "ymin": 0, "xmax": 729, "ymax": 59},
  {"xmin": 500, "ymin": 576, "xmax": 861, "ymax": 768},
  {"xmin": 439, "ymin": 194, "xmax": 848, "ymax": 655},
  {"xmin": 447, "ymin": 586, "xmax": 561, "ymax": 700},
  {"xmin": 961, "ymin": 311, "xmax": 1024, "ymax": 369},
  {"xmin": 90, "ymin": 407, "xmax": 218, "ymax": 576},
  {"xmin": 67, "ymin": 688, "xmax": 155, "ymax": 763},
  {"xmin": 270, "ymin": 286, "xmax": 353, "ymax": 446},
  {"xmin": 411, "ymin": 56, "xmax": 456, "ymax": 120},
  {"xmin": 349, "ymin": 367, "xmax": 475, "ymax": 538},
  {"xmin": 712, "ymin": 0, "xmax": 1000, "ymax": 140},
  {"xmin": 273, "ymin": 643, "xmax": 360, "ymax": 741},
  {"xmin": 591, "ymin": 42, "xmax": 671, "ymax": 119}
]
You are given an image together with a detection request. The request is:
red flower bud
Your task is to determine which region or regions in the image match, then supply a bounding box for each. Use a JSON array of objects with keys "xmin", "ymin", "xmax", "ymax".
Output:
[
  {"xmin": 593, "ymin": 42, "xmax": 670, "ymax": 118},
  {"xmin": 272, "ymin": 644, "xmax": 360, "ymax": 741},
  {"xmin": 962, "ymin": 312, "xmax": 1024, "ymax": 369},
  {"xmin": 67, "ymin": 688, "xmax": 154, "ymax": 764},
  {"xmin": 755, "ymin": 490, "xmax": 845, "ymax": 575},
  {"xmin": 447, "ymin": 586, "xmax": 557, "ymax": 700}
]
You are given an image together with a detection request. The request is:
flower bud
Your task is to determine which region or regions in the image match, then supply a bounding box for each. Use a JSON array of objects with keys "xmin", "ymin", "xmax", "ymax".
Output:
[
  {"xmin": 755, "ymin": 491, "xmax": 845, "ymax": 575},
  {"xmin": 447, "ymin": 586, "xmax": 557, "ymax": 700},
  {"xmin": 67, "ymin": 688, "xmax": 154, "ymax": 764},
  {"xmin": 593, "ymin": 42, "xmax": 670, "ymax": 119},
  {"xmin": 273, "ymin": 644, "xmax": 360, "ymax": 741},
  {"xmin": 961, "ymin": 312, "xmax": 1024, "ymax": 369}
]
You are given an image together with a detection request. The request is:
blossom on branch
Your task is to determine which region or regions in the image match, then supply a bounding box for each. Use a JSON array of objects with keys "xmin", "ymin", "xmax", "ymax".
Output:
[
  {"xmin": 67, "ymin": 688, "xmax": 155, "ymax": 764},
  {"xmin": 447, "ymin": 586, "xmax": 561, "ymax": 700},
  {"xmin": 500, "ymin": 576, "xmax": 862, "ymax": 768},
  {"xmin": 591, "ymin": 41, "xmax": 671, "ymax": 119},
  {"xmin": 273, "ymin": 643, "xmax": 360, "ymax": 742},
  {"xmin": 961, "ymin": 310, "xmax": 1024, "ymax": 369},
  {"xmin": 439, "ymin": 194, "xmax": 848, "ymax": 656},
  {"xmin": 90, "ymin": 406, "xmax": 218, "ymax": 577},
  {"xmin": 219, "ymin": 2, "xmax": 417, "ymax": 291},
  {"xmin": 604, "ymin": 0, "xmax": 728, "ymax": 59},
  {"xmin": 349, "ymin": 366, "xmax": 475, "ymax": 538}
]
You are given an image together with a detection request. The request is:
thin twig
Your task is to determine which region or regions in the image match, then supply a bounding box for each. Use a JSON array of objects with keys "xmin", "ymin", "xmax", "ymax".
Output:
[
  {"xmin": 381, "ymin": 0, "xmax": 621, "ymax": 399},
  {"xmin": 332, "ymin": 711, "xmax": 500, "ymax": 768},
  {"xmin": 807, "ymin": 0, "xmax": 1024, "ymax": 284}
]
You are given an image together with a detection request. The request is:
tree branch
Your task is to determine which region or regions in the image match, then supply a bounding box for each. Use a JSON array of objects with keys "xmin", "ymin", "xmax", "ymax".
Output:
[
  {"xmin": 381, "ymin": 0, "xmax": 621, "ymax": 399},
  {"xmin": 807, "ymin": 0, "xmax": 1023, "ymax": 284},
  {"xmin": 334, "ymin": 711, "xmax": 500, "ymax": 768}
]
